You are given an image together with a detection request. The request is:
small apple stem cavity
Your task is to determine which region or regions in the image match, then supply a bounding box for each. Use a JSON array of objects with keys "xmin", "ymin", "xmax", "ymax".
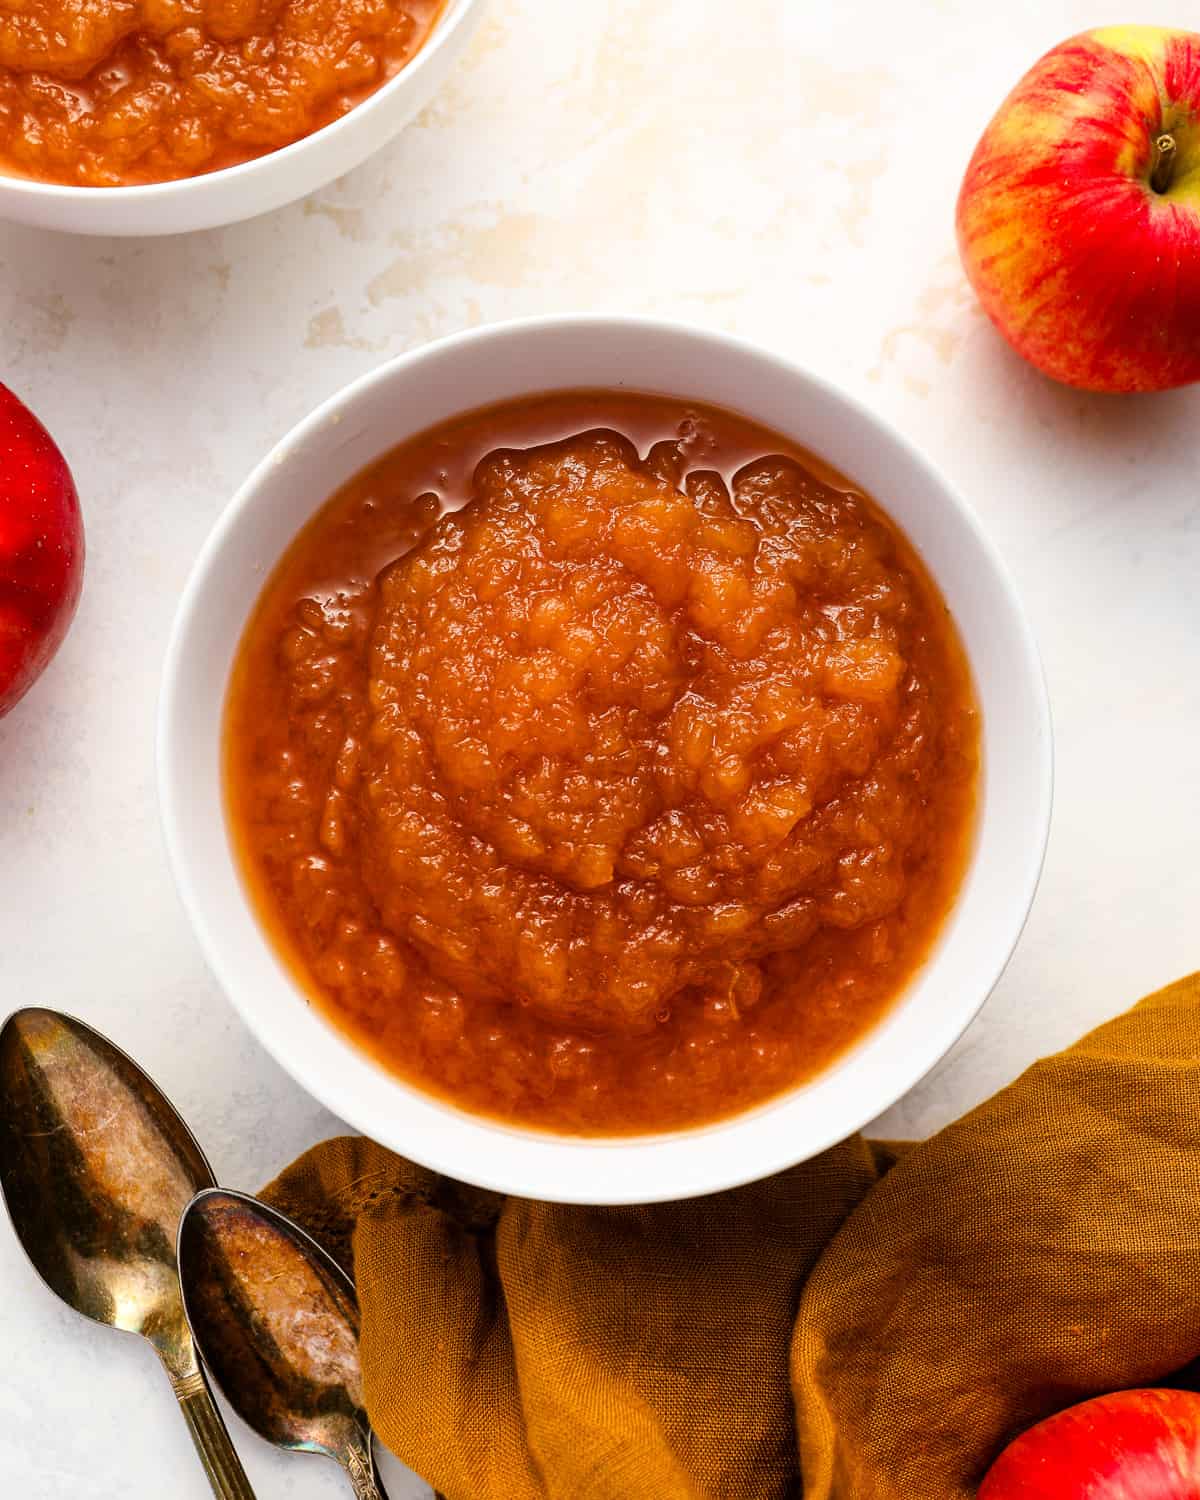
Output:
[{"xmin": 1151, "ymin": 132, "xmax": 1178, "ymax": 194}]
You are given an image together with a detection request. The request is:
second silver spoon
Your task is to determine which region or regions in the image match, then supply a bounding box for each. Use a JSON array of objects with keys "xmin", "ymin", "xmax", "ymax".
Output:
[{"xmin": 179, "ymin": 1187, "xmax": 395, "ymax": 1500}]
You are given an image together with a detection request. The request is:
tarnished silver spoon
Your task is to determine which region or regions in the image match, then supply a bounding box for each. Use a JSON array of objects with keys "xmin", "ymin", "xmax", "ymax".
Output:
[
  {"xmin": 0, "ymin": 1007, "xmax": 256, "ymax": 1498},
  {"xmin": 179, "ymin": 1187, "xmax": 397, "ymax": 1500}
]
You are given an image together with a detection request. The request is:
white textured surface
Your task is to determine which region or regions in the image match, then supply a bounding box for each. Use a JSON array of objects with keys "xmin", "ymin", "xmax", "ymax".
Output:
[{"xmin": 2, "ymin": 0, "xmax": 1199, "ymax": 1493}]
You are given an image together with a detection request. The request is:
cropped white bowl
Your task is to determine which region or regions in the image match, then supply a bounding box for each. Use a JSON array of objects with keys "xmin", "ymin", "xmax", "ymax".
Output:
[
  {"xmin": 159, "ymin": 316, "xmax": 1052, "ymax": 1205},
  {"xmin": 0, "ymin": 0, "xmax": 485, "ymax": 237}
]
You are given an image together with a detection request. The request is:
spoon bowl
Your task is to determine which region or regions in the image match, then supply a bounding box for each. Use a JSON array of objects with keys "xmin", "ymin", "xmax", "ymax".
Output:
[
  {"xmin": 0, "ymin": 1008, "xmax": 255, "ymax": 1498},
  {"xmin": 180, "ymin": 1188, "xmax": 391, "ymax": 1498}
]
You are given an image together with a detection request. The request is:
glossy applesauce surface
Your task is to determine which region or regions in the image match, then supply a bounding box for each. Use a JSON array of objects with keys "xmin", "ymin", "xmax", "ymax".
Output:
[
  {"xmin": 0, "ymin": 0, "xmax": 442, "ymax": 187},
  {"xmin": 225, "ymin": 392, "xmax": 980, "ymax": 1134}
]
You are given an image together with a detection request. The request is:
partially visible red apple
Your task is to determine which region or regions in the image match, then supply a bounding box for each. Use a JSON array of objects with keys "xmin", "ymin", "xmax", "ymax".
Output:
[
  {"xmin": 0, "ymin": 384, "xmax": 84, "ymax": 719},
  {"xmin": 957, "ymin": 26, "xmax": 1200, "ymax": 392},
  {"xmin": 980, "ymin": 1389, "xmax": 1200, "ymax": 1499}
]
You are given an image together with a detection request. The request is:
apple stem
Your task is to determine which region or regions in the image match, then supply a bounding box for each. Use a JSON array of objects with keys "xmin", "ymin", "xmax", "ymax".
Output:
[{"xmin": 1151, "ymin": 132, "xmax": 1177, "ymax": 194}]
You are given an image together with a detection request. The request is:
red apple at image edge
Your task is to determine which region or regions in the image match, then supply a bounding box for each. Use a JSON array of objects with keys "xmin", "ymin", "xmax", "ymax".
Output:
[
  {"xmin": 979, "ymin": 1389, "xmax": 1200, "ymax": 1499},
  {"xmin": 0, "ymin": 384, "xmax": 84, "ymax": 719},
  {"xmin": 957, "ymin": 25, "xmax": 1200, "ymax": 393}
]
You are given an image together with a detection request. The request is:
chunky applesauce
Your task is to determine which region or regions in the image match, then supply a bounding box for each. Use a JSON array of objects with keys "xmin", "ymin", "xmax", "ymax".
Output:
[
  {"xmin": 0, "ymin": 0, "xmax": 443, "ymax": 187},
  {"xmin": 226, "ymin": 392, "xmax": 979, "ymax": 1134}
]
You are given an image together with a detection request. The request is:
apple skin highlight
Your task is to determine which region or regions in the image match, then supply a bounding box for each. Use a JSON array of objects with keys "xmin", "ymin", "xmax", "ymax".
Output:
[
  {"xmin": 980, "ymin": 1389, "xmax": 1200, "ymax": 1500},
  {"xmin": 957, "ymin": 26, "xmax": 1200, "ymax": 393}
]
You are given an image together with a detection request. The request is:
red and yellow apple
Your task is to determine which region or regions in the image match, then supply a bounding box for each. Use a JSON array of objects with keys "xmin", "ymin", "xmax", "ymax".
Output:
[
  {"xmin": 980, "ymin": 1389, "xmax": 1200, "ymax": 1499},
  {"xmin": 957, "ymin": 26, "xmax": 1200, "ymax": 392},
  {"xmin": 0, "ymin": 384, "xmax": 84, "ymax": 719}
]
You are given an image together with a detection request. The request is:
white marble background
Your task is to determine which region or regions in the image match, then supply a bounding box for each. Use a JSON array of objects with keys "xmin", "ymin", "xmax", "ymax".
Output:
[{"xmin": 3, "ymin": 0, "xmax": 1199, "ymax": 1493}]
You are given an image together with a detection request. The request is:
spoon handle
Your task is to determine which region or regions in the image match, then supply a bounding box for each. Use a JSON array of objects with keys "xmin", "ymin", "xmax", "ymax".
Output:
[
  {"xmin": 171, "ymin": 1369, "xmax": 258, "ymax": 1499},
  {"xmin": 345, "ymin": 1432, "xmax": 390, "ymax": 1500}
]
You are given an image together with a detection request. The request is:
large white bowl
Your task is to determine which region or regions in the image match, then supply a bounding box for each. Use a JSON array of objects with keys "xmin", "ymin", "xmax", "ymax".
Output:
[
  {"xmin": 159, "ymin": 316, "xmax": 1053, "ymax": 1205},
  {"xmin": 0, "ymin": 0, "xmax": 485, "ymax": 237}
]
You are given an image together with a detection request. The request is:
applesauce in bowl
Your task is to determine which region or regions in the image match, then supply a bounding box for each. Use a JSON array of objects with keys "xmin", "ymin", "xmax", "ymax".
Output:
[
  {"xmin": 160, "ymin": 315, "xmax": 1051, "ymax": 1203},
  {"xmin": 224, "ymin": 390, "xmax": 979, "ymax": 1134},
  {"xmin": 0, "ymin": 0, "xmax": 444, "ymax": 187},
  {"xmin": 0, "ymin": 0, "xmax": 484, "ymax": 233}
]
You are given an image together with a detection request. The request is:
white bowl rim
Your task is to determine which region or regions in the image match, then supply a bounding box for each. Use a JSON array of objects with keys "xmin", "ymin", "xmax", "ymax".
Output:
[
  {"xmin": 158, "ymin": 313, "xmax": 1054, "ymax": 1205},
  {"xmin": 0, "ymin": 0, "xmax": 478, "ymax": 204}
]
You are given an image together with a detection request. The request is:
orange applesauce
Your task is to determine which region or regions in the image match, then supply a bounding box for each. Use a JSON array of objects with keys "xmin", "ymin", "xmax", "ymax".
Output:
[
  {"xmin": 225, "ymin": 391, "xmax": 980, "ymax": 1135},
  {"xmin": 0, "ymin": 0, "xmax": 444, "ymax": 187}
]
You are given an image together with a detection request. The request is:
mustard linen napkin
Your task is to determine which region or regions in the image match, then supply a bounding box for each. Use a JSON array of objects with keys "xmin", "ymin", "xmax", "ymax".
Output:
[{"xmin": 264, "ymin": 973, "xmax": 1200, "ymax": 1499}]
